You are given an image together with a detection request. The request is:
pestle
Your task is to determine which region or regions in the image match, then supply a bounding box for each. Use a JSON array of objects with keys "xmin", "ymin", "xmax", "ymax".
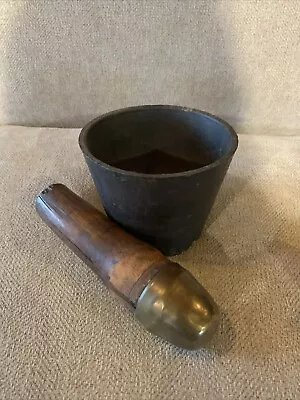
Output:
[{"xmin": 35, "ymin": 183, "xmax": 219, "ymax": 349}]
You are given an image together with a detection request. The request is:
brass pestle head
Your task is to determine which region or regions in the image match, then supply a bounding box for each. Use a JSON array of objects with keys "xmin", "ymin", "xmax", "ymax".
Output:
[{"xmin": 135, "ymin": 262, "xmax": 219, "ymax": 349}]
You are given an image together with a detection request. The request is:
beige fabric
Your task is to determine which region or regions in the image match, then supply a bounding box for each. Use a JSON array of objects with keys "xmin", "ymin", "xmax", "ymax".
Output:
[
  {"xmin": 0, "ymin": 0, "xmax": 299, "ymax": 132},
  {"xmin": 0, "ymin": 125, "xmax": 299, "ymax": 399}
]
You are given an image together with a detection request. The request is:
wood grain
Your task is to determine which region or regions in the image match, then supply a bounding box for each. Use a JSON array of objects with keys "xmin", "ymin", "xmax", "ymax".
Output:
[{"xmin": 35, "ymin": 184, "xmax": 169, "ymax": 307}]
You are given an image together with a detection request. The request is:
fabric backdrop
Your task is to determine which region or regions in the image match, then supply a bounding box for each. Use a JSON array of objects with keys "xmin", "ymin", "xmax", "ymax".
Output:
[
  {"xmin": 0, "ymin": 0, "xmax": 299, "ymax": 133},
  {"xmin": 1, "ymin": 1, "xmax": 299, "ymax": 398},
  {"xmin": 0, "ymin": 125, "xmax": 299, "ymax": 399}
]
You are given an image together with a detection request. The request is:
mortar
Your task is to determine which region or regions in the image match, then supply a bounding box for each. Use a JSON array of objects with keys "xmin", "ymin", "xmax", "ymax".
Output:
[{"xmin": 79, "ymin": 105, "xmax": 238, "ymax": 256}]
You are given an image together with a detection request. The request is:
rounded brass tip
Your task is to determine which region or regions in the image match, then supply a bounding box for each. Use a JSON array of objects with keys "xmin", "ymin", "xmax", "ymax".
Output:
[{"xmin": 135, "ymin": 263, "xmax": 219, "ymax": 350}]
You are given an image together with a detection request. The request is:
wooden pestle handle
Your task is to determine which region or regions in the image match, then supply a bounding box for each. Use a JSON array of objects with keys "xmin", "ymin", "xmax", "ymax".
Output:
[{"xmin": 35, "ymin": 184, "xmax": 168, "ymax": 307}]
